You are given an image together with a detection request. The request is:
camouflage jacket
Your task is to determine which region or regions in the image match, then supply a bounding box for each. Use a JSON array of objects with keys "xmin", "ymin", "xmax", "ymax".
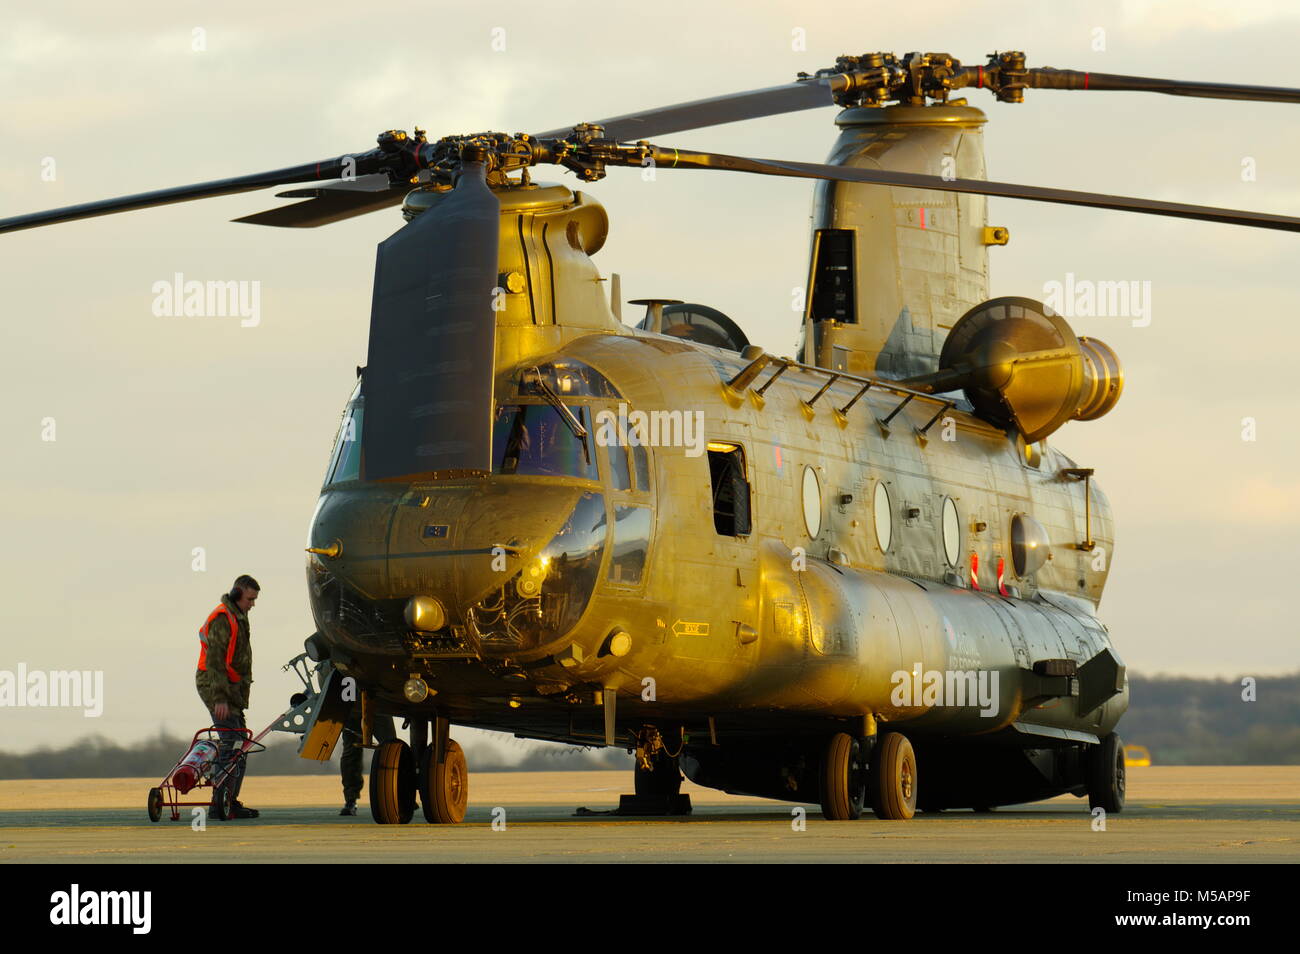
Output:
[{"xmin": 195, "ymin": 594, "xmax": 253, "ymax": 711}]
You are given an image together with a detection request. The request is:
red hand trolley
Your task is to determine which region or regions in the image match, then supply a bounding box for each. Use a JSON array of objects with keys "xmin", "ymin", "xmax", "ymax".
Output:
[{"xmin": 147, "ymin": 724, "xmax": 269, "ymax": 822}]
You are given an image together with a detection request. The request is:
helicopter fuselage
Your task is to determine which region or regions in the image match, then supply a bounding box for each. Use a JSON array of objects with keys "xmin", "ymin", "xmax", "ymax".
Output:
[{"xmin": 307, "ymin": 318, "xmax": 1126, "ymax": 806}]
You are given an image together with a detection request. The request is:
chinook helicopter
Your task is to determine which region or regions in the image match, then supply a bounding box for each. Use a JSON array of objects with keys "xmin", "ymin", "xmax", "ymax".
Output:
[{"xmin": 7, "ymin": 51, "xmax": 1300, "ymax": 825}]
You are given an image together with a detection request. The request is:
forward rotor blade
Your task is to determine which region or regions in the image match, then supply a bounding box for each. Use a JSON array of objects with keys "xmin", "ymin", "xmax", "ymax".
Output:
[
  {"xmin": 232, "ymin": 175, "xmax": 411, "ymax": 228},
  {"xmin": 1018, "ymin": 68, "xmax": 1300, "ymax": 104},
  {"xmin": 640, "ymin": 148, "xmax": 1300, "ymax": 233},
  {"xmin": 0, "ymin": 157, "xmax": 371, "ymax": 236},
  {"xmin": 272, "ymin": 172, "xmax": 401, "ymax": 196},
  {"xmin": 361, "ymin": 161, "xmax": 500, "ymax": 481},
  {"xmin": 534, "ymin": 76, "xmax": 839, "ymax": 142}
]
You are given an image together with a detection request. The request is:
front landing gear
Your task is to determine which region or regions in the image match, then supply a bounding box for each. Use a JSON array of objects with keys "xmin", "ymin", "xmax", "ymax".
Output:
[
  {"xmin": 369, "ymin": 717, "xmax": 469, "ymax": 824},
  {"xmin": 420, "ymin": 739, "xmax": 469, "ymax": 824},
  {"xmin": 369, "ymin": 738, "xmax": 416, "ymax": 824}
]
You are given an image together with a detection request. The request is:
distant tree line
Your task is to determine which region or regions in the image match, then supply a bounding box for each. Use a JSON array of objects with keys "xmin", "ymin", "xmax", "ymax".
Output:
[
  {"xmin": 1120, "ymin": 673, "xmax": 1299, "ymax": 765},
  {"xmin": 0, "ymin": 727, "xmax": 631, "ymax": 780},
  {"xmin": 0, "ymin": 673, "xmax": 1294, "ymax": 778}
]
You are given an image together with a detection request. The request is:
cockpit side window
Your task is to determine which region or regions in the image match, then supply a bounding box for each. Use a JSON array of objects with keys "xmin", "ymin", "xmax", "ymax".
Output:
[
  {"xmin": 631, "ymin": 442, "xmax": 651, "ymax": 492},
  {"xmin": 607, "ymin": 436, "xmax": 632, "ymax": 491},
  {"xmin": 608, "ymin": 505, "xmax": 652, "ymax": 585}
]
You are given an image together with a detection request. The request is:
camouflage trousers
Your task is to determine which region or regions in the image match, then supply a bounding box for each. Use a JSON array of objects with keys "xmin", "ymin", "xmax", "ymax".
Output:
[{"xmin": 339, "ymin": 709, "xmax": 396, "ymax": 802}]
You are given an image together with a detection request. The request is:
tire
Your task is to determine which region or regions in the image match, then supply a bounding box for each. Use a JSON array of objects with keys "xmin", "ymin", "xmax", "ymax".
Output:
[
  {"xmin": 634, "ymin": 748, "xmax": 683, "ymax": 797},
  {"xmin": 819, "ymin": 732, "xmax": 866, "ymax": 820},
  {"xmin": 870, "ymin": 733, "xmax": 918, "ymax": 820},
  {"xmin": 370, "ymin": 738, "xmax": 416, "ymax": 824},
  {"xmin": 212, "ymin": 782, "xmax": 233, "ymax": 821},
  {"xmin": 147, "ymin": 787, "xmax": 163, "ymax": 823},
  {"xmin": 1087, "ymin": 732, "xmax": 1126, "ymax": 813},
  {"xmin": 420, "ymin": 739, "xmax": 468, "ymax": 824}
]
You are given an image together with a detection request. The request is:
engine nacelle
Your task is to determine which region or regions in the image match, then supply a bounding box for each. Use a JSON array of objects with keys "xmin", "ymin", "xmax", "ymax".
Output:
[{"xmin": 905, "ymin": 296, "xmax": 1124, "ymax": 442}]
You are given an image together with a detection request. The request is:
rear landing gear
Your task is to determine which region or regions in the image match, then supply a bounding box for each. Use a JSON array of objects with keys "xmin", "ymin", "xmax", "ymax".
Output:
[
  {"xmin": 819, "ymin": 732, "xmax": 867, "ymax": 820},
  {"xmin": 1087, "ymin": 732, "xmax": 1126, "ymax": 813},
  {"xmin": 870, "ymin": 732, "xmax": 917, "ymax": 820}
]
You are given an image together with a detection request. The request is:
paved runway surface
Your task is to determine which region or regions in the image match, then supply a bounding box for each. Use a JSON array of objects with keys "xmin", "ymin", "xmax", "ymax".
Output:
[{"xmin": 1, "ymin": 767, "xmax": 1296, "ymax": 862}]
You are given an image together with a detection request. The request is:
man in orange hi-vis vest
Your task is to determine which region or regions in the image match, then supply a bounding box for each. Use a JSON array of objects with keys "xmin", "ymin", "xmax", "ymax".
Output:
[{"xmin": 195, "ymin": 574, "xmax": 260, "ymax": 819}]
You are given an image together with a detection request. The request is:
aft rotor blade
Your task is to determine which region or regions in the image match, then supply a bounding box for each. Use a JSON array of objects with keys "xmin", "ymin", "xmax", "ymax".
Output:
[
  {"xmin": 361, "ymin": 161, "xmax": 501, "ymax": 481},
  {"xmin": 1018, "ymin": 68, "xmax": 1300, "ymax": 104},
  {"xmin": 641, "ymin": 148, "xmax": 1300, "ymax": 233},
  {"xmin": 534, "ymin": 77, "xmax": 840, "ymax": 142},
  {"xmin": 0, "ymin": 157, "xmax": 373, "ymax": 235}
]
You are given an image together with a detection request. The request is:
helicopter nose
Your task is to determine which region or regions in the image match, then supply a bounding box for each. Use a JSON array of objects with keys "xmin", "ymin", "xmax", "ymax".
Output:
[
  {"xmin": 383, "ymin": 481, "xmax": 589, "ymax": 608},
  {"xmin": 307, "ymin": 480, "xmax": 596, "ymax": 651},
  {"xmin": 306, "ymin": 483, "xmax": 406, "ymax": 600}
]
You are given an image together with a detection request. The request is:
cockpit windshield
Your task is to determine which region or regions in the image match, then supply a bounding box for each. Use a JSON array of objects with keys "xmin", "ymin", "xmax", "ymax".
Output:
[
  {"xmin": 492, "ymin": 404, "xmax": 598, "ymax": 480},
  {"xmin": 325, "ymin": 384, "xmax": 363, "ymax": 485}
]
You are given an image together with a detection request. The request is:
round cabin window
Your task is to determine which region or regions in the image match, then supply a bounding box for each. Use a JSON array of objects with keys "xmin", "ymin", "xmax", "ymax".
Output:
[
  {"xmin": 873, "ymin": 481, "xmax": 892, "ymax": 552},
  {"xmin": 941, "ymin": 497, "xmax": 961, "ymax": 567},
  {"xmin": 801, "ymin": 466, "xmax": 822, "ymax": 538}
]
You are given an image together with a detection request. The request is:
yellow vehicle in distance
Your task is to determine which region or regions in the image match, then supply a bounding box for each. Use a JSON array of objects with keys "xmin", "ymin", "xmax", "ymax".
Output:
[{"xmin": 1124, "ymin": 745, "xmax": 1152, "ymax": 768}]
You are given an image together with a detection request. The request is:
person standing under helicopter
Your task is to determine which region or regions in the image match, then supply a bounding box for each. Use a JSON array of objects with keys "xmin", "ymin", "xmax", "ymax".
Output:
[
  {"xmin": 195, "ymin": 574, "xmax": 261, "ymax": 819},
  {"xmin": 338, "ymin": 704, "xmax": 397, "ymax": 816}
]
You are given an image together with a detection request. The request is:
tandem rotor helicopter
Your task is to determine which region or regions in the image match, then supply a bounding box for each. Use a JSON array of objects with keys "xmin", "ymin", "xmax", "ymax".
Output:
[{"xmin": 7, "ymin": 51, "xmax": 1300, "ymax": 824}]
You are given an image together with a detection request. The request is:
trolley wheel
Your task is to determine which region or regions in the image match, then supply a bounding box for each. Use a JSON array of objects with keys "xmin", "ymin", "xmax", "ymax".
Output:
[
  {"xmin": 870, "ymin": 732, "xmax": 918, "ymax": 820},
  {"xmin": 1087, "ymin": 732, "xmax": 1126, "ymax": 814},
  {"xmin": 147, "ymin": 787, "xmax": 163, "ymax": 823},
  {"xmin": 420, "ymin": 739, "xmax": 468, "ymax": 824},
  {"xmin": 819, "ymin": 732, "xmax": 866, "ymax": 820},
  {"xmin": 370, "ymin": 738, "xmax": 416, "ymax": 824},
  {"xmin": 212, "ymin": 781, "xmax": 233, "ymax": 821}
]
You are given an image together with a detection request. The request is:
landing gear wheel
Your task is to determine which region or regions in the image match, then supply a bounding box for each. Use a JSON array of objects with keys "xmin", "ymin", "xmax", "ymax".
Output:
[
  {"xmin": 634, "ymin": 748, "xmax": 683, "ymax": 797},
  {"xmin": 370, "ymin": 738, "xmax": 416, "ymax": 824},
  {"xmin": 1087, "ymin": 732, "xmax": 1126, "ymax": 813},
  {"xmin": 420, "ymin": 739, "xmax": 468, "ymax": 824},
  {"xmin": 819, "ymin": 732, "xmax": 866, "ymax": 820},
  {"xmin": 212, "ymin": 781, "xmax": 233, "ymax": 821},
  {"xmin": 870, "ymin": 732, "xmax": 917, "ymax": 820},
  {"xmin": 147, "ymin": 787, "xmax": 163, "ymax": 823}
]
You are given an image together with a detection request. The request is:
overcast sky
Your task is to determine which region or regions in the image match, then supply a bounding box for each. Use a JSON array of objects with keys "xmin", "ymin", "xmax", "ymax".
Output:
[{"xmin": 2, "ymin": 0, "xmax": 1298, "ymax": 753}]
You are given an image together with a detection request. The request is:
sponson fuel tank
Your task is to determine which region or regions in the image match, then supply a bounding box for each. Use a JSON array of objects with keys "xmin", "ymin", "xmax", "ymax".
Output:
[{"xmin": 744, "ymin": 538, "xmax": 1126, "ymax": 739}]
